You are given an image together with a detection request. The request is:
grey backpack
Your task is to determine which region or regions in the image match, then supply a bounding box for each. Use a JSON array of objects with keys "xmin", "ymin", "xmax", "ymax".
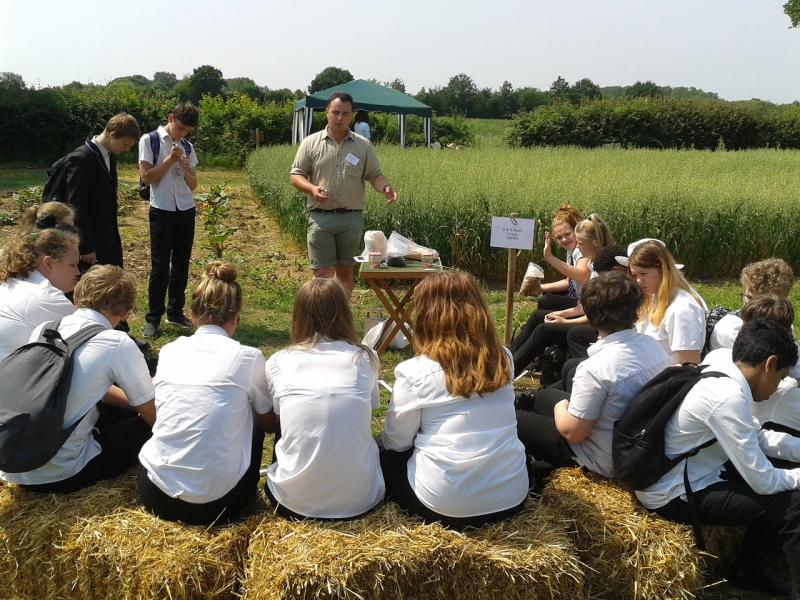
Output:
[{"xmin": 0, "ymin": 320, "xmax": 105, "ymax": 473}]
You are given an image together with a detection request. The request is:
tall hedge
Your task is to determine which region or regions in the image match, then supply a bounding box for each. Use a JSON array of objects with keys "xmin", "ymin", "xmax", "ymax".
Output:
[{"xmin": 506, "ymin": 98, "xmax": 800, "ymax": 150}]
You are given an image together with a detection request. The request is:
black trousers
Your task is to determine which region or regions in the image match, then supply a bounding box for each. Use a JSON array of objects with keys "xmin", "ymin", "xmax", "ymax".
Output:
[
  {"xmin": 379, "ymin": 448, "xmax": 526, "ymax": 529},
  {"xmin": 536, "ymin": 293, "xmax": 578, "ymax": 311},
  {"xmin": 515, "ymin": 387, "xmax": 576, "ymax": 468},
  {"xmin": 511, "ymin": 318, "xmax": 576, "ymax": 377},
  {"xmin": 560, "ymin": 357, "xmax": 585, "ymax": 393},
  {"xmin": 566, "ymin": 325, "xmax": 598, "ymax": 359},
  {"xmin": 22, "ymin": 410, "xmax": 151, "ymax": 494},
  {"xmin": 146, "ymin": 206, "xmax": 195, "ymax": 324},
  {"xmin": 138, "ymin": 429, "xmax": 264, "ymax": 526},
  {"xmin": 655, "ymin": 481, "xmax": 800, "ymax": 571}
]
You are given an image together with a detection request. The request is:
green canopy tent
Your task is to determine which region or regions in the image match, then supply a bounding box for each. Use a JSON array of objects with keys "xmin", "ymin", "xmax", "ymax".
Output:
[{"xmin": 292, "ymin": 79, "xmax": 433, "ymax": 147}]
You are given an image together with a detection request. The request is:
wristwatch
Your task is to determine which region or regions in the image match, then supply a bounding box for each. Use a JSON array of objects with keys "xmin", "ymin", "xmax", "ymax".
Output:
[{"xmin": 383, "ymin": 184, "xmax": 392, "ymax": 193}]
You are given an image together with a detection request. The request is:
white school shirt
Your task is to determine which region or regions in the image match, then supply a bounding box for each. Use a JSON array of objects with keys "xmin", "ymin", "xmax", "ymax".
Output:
[
  {"xmin": 265, "ymin": 340, "xmax": 384, "ymax": 519},
  {"xmin": 90, "ymin": 135, "xmax": 111, "ymax": 172},
  {"xmin": 709, "ymin": 314, "xmax": 800, "ymax": 379},
  {"xmin": 635, "ymin": 356, "xmax": 800, "ymax": 510},
  {"xmin": 568, "ymin": 329, "xmax": 670, "ymax": 478},
  {"xmin": 138, "ymin": 125, "xmax": 198, "ymax": 211},
  {"xmin": 568, "ymin": 247, "xmax": 587, "ymax": 296},
  {"xmin": 381, "ymin": 350, "xmax": 529, "ymax": 518},
  {"xmin": 139, "ymin": 326, "xmax": 271, "ymax": 503},
  {"xmin": 637, "ymin": 288, "xmax": 707, "ymax": 364},
  {"xmin": 0, "ymin": 270, "xmax": 75, "ymax": 361},
  {"xmin": 704, "ymin": 348, "xmax": 800, "ymax": 435},
  {"xmin": 0, "ymin": 309, "xmax": 154, "ymax": 485}
]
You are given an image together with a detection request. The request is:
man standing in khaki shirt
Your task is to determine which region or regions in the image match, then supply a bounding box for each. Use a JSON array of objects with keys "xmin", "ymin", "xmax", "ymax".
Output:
[{"xmin": 290, "ymin": 92, "xmax": 397, "ymax": 296}]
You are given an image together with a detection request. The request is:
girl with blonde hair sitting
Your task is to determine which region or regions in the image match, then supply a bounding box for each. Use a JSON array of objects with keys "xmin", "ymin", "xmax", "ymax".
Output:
[
  {"xmin": 0, "ymin": 228, "xmax": 79, "ymax": 360},
  {"xmin": 138, "ymin": 261, "xmax": 274, "ymax": 525},
  {"xmin": 382, "ymin": 270, "xmax": 528, "ymax": 527},
  {"xmin": 627, "ymin": 240, "xmax": 707, "ymax": 365}
]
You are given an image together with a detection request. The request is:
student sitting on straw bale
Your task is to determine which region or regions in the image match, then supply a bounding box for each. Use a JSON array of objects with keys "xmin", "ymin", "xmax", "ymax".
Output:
[
  {"xmin": 138, "ymin": 261, "xmax": 274, "ymax": 525},
  {"xmin": 381, "ymin": 270, "xmax": 528, "ymax": 528},
  {"xmin": 262, "ymin": 278, "xmax": 384, "ymax": 521},
  {"xmin": 510, "ymin": 215, "xmax": 613, "ymax": 377},
  {"xmin": 1, "ymin": 265, "xmax": 155, "ymax": 493},
  {"xmin": 528, "ymin": 203, "xmax": 589, "ymax": 308},
  {"xmin": 708, "ymin": 258, "xmax": 794, "ymax": 354},
  {"xmin": 625, "ymin": 239, "xmax": 707, "ymax": 365},
  {"xmin": 0, "ymin": 228, "xmax": 79, "ymax": 361},
  {"xmin": 636, "ymin": 319, "xmax": 800, "ymax": 598},
  {"xmin": 705, "ymin": 295, "xmax": 800, "ymax": 442},
  {"xmin": 516, "ymin": 273, "xmax": 670, "ymax": 478}
]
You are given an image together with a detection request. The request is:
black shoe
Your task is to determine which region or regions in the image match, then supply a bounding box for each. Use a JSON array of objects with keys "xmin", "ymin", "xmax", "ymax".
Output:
[
  {"xmin": 729, "ymin": 563, "xmax": 791, "ymax": 597},
  {"xmin": 142, "ymin": 322, "xmax": 161, "ymax": 339},
  {"xmin": 165, "ymin": 314, "xmax": 192, "ymax": 330}
]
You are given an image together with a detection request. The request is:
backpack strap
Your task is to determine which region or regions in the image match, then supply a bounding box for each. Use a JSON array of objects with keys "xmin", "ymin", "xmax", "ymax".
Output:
[
  {"xmin": 63, "ymin": 323, "xmax": 107, "ymax": 358},
  {"xmin": 149, "ymin": 130, "xmax": 160, "ymax": 165},
  {"xmin": 678, "ymin": 368, "xmax": 728, "ymax": 551}
]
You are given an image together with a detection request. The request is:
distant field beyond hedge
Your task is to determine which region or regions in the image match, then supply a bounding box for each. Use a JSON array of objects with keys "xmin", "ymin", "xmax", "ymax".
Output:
[{"xmin": 248, "ymin": 145, "xmax": 800, "ymax": 280}]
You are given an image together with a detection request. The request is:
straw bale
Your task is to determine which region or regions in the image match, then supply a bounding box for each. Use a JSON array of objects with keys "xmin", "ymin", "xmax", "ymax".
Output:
[
  {"xmin": 0, "ymin": 470, "xmax": 139, "ymax": 599},
  {"xmin": 60, "ymin": 508, "xmax": 263, "ymax": 599},
  {"xmin": 242, "ymin": 499, "xmax": 584, "ymax": 600},
  {"xmin": 541, "ymin": 467, "xmax": 709, "ymax": 600}
]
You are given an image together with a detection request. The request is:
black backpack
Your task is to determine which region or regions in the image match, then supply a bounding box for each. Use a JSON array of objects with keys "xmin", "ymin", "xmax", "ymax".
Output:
[
  {"xmin": 42, "ymin": 153, "xmax": 73, "ymax": 203},
  {"xmin": 138, "ymin": 131, "xmax": 192, "ymax": 200},
  {"xmin": 702, "ymin": 306, "xmax": 736, "ymax": 358},
  {"xmin": 0, "ymin": 320, "xmax": 105, "ymax": 473},
  {"xmin": 612, "ymin": 364, "xmax": 727, "ymax": 492}
]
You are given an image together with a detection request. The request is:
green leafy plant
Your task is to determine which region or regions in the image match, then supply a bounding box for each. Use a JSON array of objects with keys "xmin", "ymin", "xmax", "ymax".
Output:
[
  {"xmin": 117, "ymin": 182, "xmax": 138, "ymax": 216},
  {"xmin": 195, "ymin": 183, "xmax": 237, "ymax": 258},
  {"xmin": 0, "ymin": 210, "xmax": 15, "ymax": 225},
  {"xmin": 11, "ymin": 186, "xmax": 42, "ymax": 215}
]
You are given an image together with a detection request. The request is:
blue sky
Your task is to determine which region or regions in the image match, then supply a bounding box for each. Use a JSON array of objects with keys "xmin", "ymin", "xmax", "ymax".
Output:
[{"xmin": 1, "ymin": 0, "xmax": 798, "ymax": 102}]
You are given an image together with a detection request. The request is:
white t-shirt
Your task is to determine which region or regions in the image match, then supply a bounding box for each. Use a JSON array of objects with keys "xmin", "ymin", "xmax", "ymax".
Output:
[
  {"xmin": 568, "ymin": 329, "xmax": 670, "ymax": 478},
  {"xmin": 568, "ymin": 247, "xmax": 588, "ymax": 296},
  {"xmin": 381, "ymin": 350, "xmax": 528, "ymax": 518},
  {"xmin": 265, "ymin": 340, "xmax": 384, "ymax": 519},
  {"xmin": 637, "ymin": 288, "xmax": 707, "ymax": 364},
  {"xmin": 0, "ymin": 270, "xmax": 75, "ymax": 361},
  {"xmin": 139, "ymin": 325, "xmax": 272, "ymax": 504},
  {"xmin": 704, "ymin": 348, "xmax": 800, "ymax": 435},
  {"xmin": 1, "ymin": 309, "xmax": 154, "ymax": 485},
  {"xmin": 138, "ymin": 125, "xmax": 198, "ymax": 211},
  {"xmin": 635, "ymin": 356, "xmax": 800, "ymax": 510}
]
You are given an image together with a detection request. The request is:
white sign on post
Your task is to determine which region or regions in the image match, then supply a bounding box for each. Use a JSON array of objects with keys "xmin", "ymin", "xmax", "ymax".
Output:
[{"xmin": 490, "ymin": 216, "xmax": 535, "ymax": 250}]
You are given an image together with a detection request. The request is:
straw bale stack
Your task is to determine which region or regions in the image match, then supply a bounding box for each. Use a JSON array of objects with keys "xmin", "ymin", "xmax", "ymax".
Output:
[
  {"xmin": 541, "ymin": 467, "xmax": 711, "ymax": 599},
  {"xmin": 0, "ymin": 470, "xmax": 140, "ymax": 599},
  {"xmin": 242, "ymin": 499, "xmax": 584, "ymax": 600},
  {"xmin": 60, "ymin": 508, "xmax": 262, "ymax": 599},
  {"xmin": 0, "ymin": 471, "xmax": 269, "ymax": 599}
]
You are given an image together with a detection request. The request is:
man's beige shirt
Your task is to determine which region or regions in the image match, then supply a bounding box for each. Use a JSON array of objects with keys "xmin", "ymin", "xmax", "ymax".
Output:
[{"xmin": 290, "ymin": 128, "xmax": 382, "ymax": 210}]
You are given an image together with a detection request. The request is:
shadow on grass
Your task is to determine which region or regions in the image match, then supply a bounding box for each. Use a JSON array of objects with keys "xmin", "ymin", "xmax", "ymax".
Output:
[{"xmin": 234, "ymin": 322, "xmax": 291, "ymax": 348}]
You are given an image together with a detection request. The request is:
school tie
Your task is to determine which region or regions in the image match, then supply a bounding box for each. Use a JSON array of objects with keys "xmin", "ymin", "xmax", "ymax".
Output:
[{"xmin": 567, "ymin": 280, "xmax": 577, "ymax": 299}]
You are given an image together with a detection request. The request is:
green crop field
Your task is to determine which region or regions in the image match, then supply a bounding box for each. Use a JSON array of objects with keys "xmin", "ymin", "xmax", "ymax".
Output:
[{"xmin": 249, "ymin": 145, "xmax": 800, "ymax": 281}]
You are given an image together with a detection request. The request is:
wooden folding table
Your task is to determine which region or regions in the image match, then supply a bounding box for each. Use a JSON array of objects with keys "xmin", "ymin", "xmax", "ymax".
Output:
[{"xmin": 359, "ymin": 261, "xmax": 440, "ymax": 354}]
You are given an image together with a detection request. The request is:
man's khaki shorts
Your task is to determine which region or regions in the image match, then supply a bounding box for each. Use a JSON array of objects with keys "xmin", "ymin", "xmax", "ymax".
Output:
[{"xmin": 306, "ymin": 210, "xmax": 364, "ymax": 270}]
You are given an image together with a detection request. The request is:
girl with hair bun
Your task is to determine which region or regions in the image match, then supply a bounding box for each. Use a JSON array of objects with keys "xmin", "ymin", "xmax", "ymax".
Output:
[
  {"xmin": 262, "ymin": 277, "xmax": 385, "ymax": 521},
  {"xmin": 0, "ymin": 228, "xmax": 79, "ymax": 360},
  {"xmin": 138, "ymin": 261, "xmax": 276, "ymax": 525},
  {"xmin": 628, "ymin": 240, "xmax": 707, "ymax": 365},
  {"xmin": 19, "ymin": 201, "xmax": 77, "ymax": 234}
]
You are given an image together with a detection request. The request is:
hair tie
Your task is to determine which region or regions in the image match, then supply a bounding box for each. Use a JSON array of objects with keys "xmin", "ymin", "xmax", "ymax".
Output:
[
  {"xmin": 30, "ymin": 231, "xmax": 38, "ymax": 240},
  {"xmin": 35, "ymin": 214, "xmax": 57, "ymax": 229}
]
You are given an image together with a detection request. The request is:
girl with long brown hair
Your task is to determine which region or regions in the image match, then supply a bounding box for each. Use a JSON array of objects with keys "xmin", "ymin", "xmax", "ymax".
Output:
[
  {"xmin": 262, "ymin": 278, "xmax": 384, "ymax": 520},
  {"xmin": 381, "ymin": 270, "xmax": 528, "ymax": 527}
]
